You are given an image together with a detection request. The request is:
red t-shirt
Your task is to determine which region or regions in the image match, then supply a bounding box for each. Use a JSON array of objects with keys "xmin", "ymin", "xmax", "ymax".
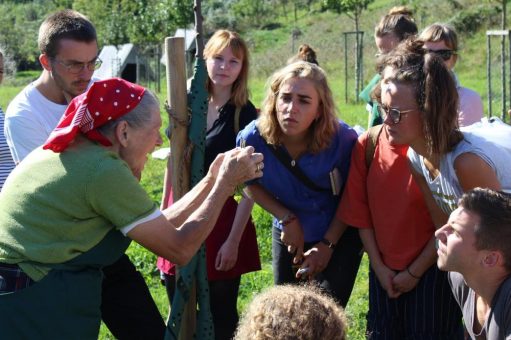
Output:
[{"xmin": 337, "ymin": 128, "xmax": 434, "ymax": 270}]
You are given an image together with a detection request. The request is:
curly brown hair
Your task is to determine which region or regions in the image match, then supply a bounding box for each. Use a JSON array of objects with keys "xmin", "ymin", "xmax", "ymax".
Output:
[
  {"xmin": 235, "ymin": 284, "xmax": 347, "ymax": 340},
  {"xmin": 374, "ymin": 38, "xmax": 463, "ymax": 155}
]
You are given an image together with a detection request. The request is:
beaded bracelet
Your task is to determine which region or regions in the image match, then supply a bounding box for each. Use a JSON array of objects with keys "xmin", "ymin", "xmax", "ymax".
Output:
[
  {"xmin": 406, "ymin": 267, "xmax": 421, "ymax": 280},
  {"xmin": 320, "ymin": 238, "xmax": 336, "ymax": 249}
]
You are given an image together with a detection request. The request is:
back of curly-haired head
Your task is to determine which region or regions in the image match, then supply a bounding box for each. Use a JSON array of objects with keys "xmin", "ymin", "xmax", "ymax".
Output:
[
  {"xmin": 374, "ymin": 38, "xmax": 462, "ymax": 155},
  {"xmin": 235, "ymin": 284, "xmax": 347, "ymax": 340},
  {"xmin": 257, "ymin": 61, "xmax": 339, "ymax": 153}
]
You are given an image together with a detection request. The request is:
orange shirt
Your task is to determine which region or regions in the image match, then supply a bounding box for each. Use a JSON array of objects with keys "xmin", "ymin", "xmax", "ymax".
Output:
[{"xmin": 337, "ymin": 129, "xmax": 434, "ymax": 270}]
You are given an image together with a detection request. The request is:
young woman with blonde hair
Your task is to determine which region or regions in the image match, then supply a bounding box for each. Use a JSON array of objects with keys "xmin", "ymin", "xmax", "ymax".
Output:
[{"xmin": 238, "ymin": 61, "xmax": 361, "ymax": 307}]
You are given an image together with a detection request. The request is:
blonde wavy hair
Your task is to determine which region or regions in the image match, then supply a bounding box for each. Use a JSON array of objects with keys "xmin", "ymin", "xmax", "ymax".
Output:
[
  {"xmin": 257, "ymin": 61, "xmax": 339, "ymax": 153},
  {"xmin": 204, "ymin": 29, "xmax": 250, "ymax": 107},
  {"xmin": 235, "ymin": 284, "xmax": 347, "ymax": 340}
]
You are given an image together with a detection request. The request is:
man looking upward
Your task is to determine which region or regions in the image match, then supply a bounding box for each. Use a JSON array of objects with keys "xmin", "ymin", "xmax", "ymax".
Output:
[{"xmin": 436, "ymin": 188, "xmax": 511, "ymax": 340}]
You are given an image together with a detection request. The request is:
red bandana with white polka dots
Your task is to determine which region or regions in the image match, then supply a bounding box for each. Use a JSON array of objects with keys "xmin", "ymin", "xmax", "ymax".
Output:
[{"xmin": 43, "ymin": 77, "xmax": 146, "ymax": 152}]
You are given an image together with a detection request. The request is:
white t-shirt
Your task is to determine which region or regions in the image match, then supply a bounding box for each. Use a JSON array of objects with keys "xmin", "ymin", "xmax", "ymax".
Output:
[
  {"xmin": 458, "ymin": 86, "xmax": 484, "ymax": 127},
  {"xmin": 408, "ymin": 132, "xmax": 511, "ymax": 214},
  {"xmin": 4, "ymin": 82, "xmax": 68, "ymax": 163},
  {"xmin": 452, "ymin": 72, "xmax": 484, "ymax": 127},
  {"xmin": 5, "ymin": 78, "xmax": 100, "ymax": 163}
]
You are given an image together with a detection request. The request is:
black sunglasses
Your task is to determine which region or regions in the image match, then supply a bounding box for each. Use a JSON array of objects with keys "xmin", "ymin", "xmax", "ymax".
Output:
[
  {"xmin": 378, "ymin": 104, "xmax": 416, "ymax": 124},
  {"xmin": 426, "ymin": 49, "xmax": 456, "ymax": 61}
]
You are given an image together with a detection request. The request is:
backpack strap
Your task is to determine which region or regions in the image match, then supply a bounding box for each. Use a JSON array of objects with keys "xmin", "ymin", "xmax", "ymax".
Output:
[
  {"xmin": 365, "ymin": 124, "xmax": 384, "ymax": 169},
  {"xmin": 234, "ymin": 106, "xmax": 241, "ymax": 135}
]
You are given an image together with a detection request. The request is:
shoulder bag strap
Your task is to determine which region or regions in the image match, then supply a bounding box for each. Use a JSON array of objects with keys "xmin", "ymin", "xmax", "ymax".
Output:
[
  {"xmin": 365, "ymin": 124, "xmax": 384, "ymax": 169},
  {"xmin": 267, "ymin": 145, "xmax": 330, "ymax": 192}
]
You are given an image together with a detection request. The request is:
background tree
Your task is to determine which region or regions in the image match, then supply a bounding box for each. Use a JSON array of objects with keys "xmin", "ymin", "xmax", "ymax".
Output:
[
  {"xmin": 0, "ymin": 1, "xmax": 55, "ymax": 70},
  {"xmin": 231, "ymin": 0, "xmax": 275, "ymax": 29},
  {"xmin": 322, "ymin": 0, "xmax": 374, "ymax": 100},
  {"xmin": 202, "ymin": 0, "xmax": 241, "ymax": 32},
  {"xmin": 74, "ymin": 0, "xmax": 194, "ymax": 47}
]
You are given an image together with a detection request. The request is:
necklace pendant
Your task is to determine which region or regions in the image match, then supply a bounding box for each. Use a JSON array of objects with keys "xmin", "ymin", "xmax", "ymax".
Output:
[{"xmin": 291, "ymin": 160, "xmax": 296, "ymax": 167}]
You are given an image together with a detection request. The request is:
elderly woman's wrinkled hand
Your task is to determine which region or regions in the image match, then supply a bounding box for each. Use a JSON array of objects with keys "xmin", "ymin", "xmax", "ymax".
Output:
[
  {"xmin": 208, "ymin": 153, "xmax": 226, "ymax": 180},
  {"xmin": 218, "ymin": 146, "xmax": 264, "ymax": 190}
]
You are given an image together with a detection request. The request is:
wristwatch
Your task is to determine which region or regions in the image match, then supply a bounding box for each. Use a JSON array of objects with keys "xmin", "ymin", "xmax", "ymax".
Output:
[{"xmin": 320, "ymin": 238, "xmax": 336, "ymax": 249}]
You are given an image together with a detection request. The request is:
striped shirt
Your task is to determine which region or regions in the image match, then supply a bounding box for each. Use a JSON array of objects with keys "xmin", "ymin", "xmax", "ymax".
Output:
[{"xmin": 0, "ymin": 107, "xmax": 15, "ymax": 191}]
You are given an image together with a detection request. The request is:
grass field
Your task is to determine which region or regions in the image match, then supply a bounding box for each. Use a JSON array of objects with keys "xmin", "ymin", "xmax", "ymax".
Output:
[{"xmin": 0, "ymin": 1, "xmax": 502, "ymax": 338}]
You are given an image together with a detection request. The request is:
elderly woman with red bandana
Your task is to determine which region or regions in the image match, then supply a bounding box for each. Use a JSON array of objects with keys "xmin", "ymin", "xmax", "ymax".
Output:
[{"xmin": 0, "ymin": 78, "xmax": 263, "ymax": 339}]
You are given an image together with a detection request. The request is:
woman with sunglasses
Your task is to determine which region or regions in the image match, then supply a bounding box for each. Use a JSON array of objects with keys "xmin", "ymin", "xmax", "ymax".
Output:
[
  {"xmin": 372, "ymin": 39, "xmax": 511, "ymax": 340},
  {"xmin": 359, "ymin": 6, "xmax": 418, "ymax": 128},
  {"xmin": 338, "ymin": 40, "xmax": 464, "ymax": 339},
  {"xmin": 419, "ymin": 23, "xmax": 483, "ymax": 127}
]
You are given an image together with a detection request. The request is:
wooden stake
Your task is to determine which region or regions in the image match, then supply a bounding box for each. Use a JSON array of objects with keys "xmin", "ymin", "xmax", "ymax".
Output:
[{"xmin": 164, "ymin": 37, "xmax": 197, "ymax": 339}]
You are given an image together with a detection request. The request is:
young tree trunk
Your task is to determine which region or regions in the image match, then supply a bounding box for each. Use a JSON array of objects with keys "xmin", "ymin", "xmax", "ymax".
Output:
[
  {"xmin": 354, "ymin": 13, "xmax": 361, "ymax": 101},
  {"xmin": 502, "ymin": 0, "xmax": 507, "ymax": 30}
]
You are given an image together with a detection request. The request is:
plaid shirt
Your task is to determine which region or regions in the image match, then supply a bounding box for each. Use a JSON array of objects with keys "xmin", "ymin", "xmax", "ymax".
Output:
[{"xmin": 0, "ymin": 263, "xmax": 34, "ymax": 293}]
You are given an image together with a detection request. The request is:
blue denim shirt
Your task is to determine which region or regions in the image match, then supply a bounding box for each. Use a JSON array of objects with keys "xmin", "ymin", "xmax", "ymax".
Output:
[{"xmin": 237, "ymin": 119, "xmax": 356, "ymax": 242}]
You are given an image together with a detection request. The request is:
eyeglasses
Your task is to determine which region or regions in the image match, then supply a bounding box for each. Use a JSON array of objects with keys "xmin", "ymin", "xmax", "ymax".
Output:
[
  {"xmin": 378, "ymin": 103, "xmax": 416, "ymax": 124},
  {"xmin": 52, "ymin": 57, "xmax": 102, "ymax": 74},
  {"xmin": 426, "ymin": 49, "xmax": 456, "ymax": 61}
]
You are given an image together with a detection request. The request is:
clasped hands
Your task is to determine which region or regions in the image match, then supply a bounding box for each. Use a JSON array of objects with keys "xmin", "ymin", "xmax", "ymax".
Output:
[
  {"xmin": 374, "ymin": 264, "xmax": 420, "ymax": 298},
  {"xmin": 281, "ymin": 219, "xmax": 333, "ymax": 280}
]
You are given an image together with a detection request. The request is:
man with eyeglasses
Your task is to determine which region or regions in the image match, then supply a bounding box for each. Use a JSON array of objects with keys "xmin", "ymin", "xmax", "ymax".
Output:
[
  {"xmin": 4, "ymin": 9, "xmax": 166, "ymax": 339},
  {"xmin": 4, "ymin": 10, "xmax": 104, "ymax": 164}
]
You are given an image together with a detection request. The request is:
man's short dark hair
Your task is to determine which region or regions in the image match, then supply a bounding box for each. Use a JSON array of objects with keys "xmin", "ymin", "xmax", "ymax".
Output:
[
  {"xmin": 38, "ymin": 9, "xmax": 97, "ymax": 58},
  {"xmin": 460, "ymin": 188, "xmax": 511, "ymax": 271}
]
